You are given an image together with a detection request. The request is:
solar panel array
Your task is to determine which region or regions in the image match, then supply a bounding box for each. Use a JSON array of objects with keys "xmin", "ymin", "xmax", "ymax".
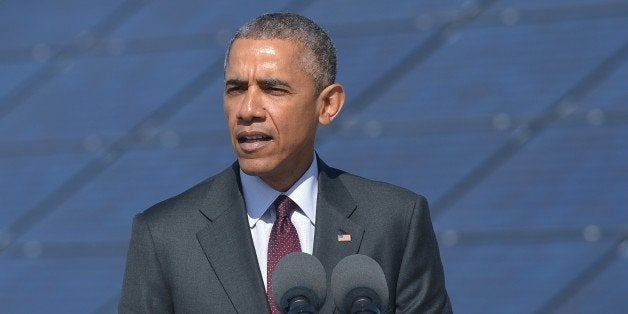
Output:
[{"xmin": 1, "ymin": 0, "xmax": 627, "ymax": 313}]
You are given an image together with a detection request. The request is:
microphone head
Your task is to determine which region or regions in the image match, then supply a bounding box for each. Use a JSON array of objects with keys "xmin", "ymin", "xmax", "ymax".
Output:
[
  {"xmin": 272, "ymin": 252, "xmax": 327, "ymax": 311},
  {"xmin": 331, "ymin": 254, "xmax": 389, "ymax": 313}
]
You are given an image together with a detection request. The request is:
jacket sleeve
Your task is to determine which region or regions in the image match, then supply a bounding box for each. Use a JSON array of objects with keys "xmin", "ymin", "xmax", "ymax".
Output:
[
  {"xmin": 395, "ymin": 196, "xmax": 453, "ymax": 313},
  {"xmin": 119, "ymin": 213, "xmax": 174, "ymax": 313}
]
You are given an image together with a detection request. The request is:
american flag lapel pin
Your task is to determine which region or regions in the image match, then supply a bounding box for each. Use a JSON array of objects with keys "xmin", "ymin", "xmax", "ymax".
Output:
[{"xmin": 337, "ymin": 232, "xmax": 351, "ymax": 242}]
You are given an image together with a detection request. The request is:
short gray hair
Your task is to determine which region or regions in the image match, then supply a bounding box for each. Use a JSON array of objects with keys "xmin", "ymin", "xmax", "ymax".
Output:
[{"xmin": 225, "ymin": 13, "xmax": 337, "ymax": 93}]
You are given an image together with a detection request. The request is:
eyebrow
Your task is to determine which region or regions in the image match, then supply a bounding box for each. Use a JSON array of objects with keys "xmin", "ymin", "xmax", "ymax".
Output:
[
  {"xmin": 224, "ymin": 78, "xmax": 292, "ymax": 91},
  {"xmin": 225, "ymin": 79, "xmax": 247, "ymax": 88},
  {"xmin": 257, "ymin": 78, "xmax": 291, "ymax": 90}
]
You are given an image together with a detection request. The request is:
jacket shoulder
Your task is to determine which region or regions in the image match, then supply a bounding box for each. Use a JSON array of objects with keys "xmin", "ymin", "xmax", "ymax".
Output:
[
  {"xmin": 331, "ymin": 167, "xmax": 425, "ymax": 205},
  {"xmin": 138, "ymin": 165, "xmax": 237, "ymax": 224}
]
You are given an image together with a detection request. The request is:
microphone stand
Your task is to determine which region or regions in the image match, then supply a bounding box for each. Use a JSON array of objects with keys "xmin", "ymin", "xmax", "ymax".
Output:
[
  {"xmin": 350, "ymin": 297, "xmax": 381, "ymax": 314},
  {"xmin": 286, "ymin": 296, "xmax": 317, "ymax": 314}
]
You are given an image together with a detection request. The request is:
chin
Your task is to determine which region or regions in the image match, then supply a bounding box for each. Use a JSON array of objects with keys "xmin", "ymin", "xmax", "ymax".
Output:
[{"xmin": 237, "ymin": 156, "xmax": 275, "ymax": 177}]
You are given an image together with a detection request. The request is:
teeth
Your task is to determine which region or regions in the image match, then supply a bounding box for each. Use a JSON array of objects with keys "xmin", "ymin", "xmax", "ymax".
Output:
[{"xmin": 239, "ymin": 134, "xmax": 270, "ymax": 142}]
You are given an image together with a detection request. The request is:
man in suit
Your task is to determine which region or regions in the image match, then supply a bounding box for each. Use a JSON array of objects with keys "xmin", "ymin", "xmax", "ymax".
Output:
[{"xmin": 119, "ymin": 13, "xmax": 452, "ymax": 313}]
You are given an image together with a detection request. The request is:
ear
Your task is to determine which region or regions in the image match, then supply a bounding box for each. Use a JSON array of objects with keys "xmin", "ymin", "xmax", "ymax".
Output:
[{"xmin": 317, "ymin": 83, "xmax": 345, "ymax": 126}]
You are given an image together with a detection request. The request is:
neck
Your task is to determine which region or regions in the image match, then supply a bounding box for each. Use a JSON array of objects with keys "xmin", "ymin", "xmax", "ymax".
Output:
[{"xmin": 262, "ymin": 155, "xmax": 315, "ymax": 192}]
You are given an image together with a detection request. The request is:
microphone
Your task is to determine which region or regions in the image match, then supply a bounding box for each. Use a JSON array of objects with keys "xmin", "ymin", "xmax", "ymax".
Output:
[
  {"xmin": 272, "ymin": 252, "xmax": 327, "ymax": 314},
  {"xmin": 331, "ymin": 254, "xmax": 389, "ymax": 314}
]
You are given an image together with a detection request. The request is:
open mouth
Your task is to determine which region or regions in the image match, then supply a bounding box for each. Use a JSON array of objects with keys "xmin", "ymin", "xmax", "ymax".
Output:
[
  {"xmin": 237, "ymin": 134, "xmax": 273, "ymax": 143},
  {"xmin": 236, "ymin": 132, "xmax": 273, "ymax": 152}
]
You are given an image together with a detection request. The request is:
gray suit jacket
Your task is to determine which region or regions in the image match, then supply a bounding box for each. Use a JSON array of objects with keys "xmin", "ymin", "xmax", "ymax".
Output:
[{"xmin": 119, "ymin": 158, "xmax": 452, "ymax": 313}]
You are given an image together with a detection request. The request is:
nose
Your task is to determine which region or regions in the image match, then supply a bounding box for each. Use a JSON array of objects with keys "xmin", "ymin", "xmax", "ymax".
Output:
[{"xmin": 237, "ymin": 87, "xmax": 265, "ymax": 123}]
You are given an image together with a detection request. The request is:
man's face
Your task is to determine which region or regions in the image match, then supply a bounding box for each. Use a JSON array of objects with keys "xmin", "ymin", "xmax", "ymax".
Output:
[{"xmin": 224, "ymin": 38, "xmax": 322, "ymax": 191}]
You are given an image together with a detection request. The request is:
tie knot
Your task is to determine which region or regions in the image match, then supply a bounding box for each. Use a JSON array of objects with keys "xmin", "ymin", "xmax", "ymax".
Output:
[{"xmin": 273, "ymin": 195, "xmax": 298, "ymax": 218}]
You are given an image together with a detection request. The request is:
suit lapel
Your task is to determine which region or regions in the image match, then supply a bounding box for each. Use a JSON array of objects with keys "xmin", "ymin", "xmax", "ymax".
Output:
[
  {"xmin": 193, "ymin": 160, "xmax": 364, "ymax": 312},
  {"xmin": 196, "ymin": 164, "xmax": 270, "ymax": 314},
  {"xmin": 313, "ymin": 159, "xmax": 365, "ymax": 276}
]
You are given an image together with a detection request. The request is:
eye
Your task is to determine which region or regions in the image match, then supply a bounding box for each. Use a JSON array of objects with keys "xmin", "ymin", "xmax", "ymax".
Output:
[
  {"xmin": 266, "ymin": 87, "xmax": 289, "ymax": 96},
  {"xmin": 225, "ymin": 85, "xmax": 246, "ymax": 95}
]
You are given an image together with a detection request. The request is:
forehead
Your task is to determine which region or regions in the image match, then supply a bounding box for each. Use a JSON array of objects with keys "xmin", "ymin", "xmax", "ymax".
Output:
[
  {"xmin": 228, "ymin": 39, "xmax": 299, "ymax": 66},
  {"xmin": 226, "ymin": 38, "xmax": 315, "ymax": 79}
]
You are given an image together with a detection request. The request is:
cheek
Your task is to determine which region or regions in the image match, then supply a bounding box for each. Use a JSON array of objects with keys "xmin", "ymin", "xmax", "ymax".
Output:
[
  {"xmin": 277, "ymin": 109, "xmax": 318, "ymax": 141},
  {"xmin": 223, "ymin": 101, "xmax": 237, "ymax": 125},
  {"xmin": 223, "ymin": 100, "xmax": 230, "ymax": 119}
]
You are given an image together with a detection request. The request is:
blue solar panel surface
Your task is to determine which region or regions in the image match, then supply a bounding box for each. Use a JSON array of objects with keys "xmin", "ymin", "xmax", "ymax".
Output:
[{"xmin": 1, "ymin": 0, "xmax": 627, "ymax": 313}]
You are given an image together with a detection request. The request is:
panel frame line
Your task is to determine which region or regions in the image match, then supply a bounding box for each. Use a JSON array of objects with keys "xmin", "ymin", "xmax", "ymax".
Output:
[
  {"xmin": 534, "ymin": 233, "xmax": 628, "ymax": 313},
  {"xmin": 4, "ymin": 2, "xmax": 628, "ymax": 65},
  {"xmin": 430, "ymin": 40, "xmax": 628, "ymax": 217},
  {"xmin": 0, "ymin": 0, "xmax": 153, "ymax": 121}
]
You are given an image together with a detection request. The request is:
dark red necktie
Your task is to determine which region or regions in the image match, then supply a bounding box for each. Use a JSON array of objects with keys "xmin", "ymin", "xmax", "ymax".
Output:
[{"xmin": 267, "ymin": 195, "xmax": 302, "ymax": 314}]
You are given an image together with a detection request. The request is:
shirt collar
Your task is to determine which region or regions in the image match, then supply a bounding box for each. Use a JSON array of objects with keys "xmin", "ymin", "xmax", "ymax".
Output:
[{"xmin": 241, "ymin": 155, "xmax": 318, "ymax": 228}]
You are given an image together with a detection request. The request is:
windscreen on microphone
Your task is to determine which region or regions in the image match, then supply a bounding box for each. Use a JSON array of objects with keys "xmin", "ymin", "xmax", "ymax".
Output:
[
  {"xmin": 272, "ymin": 252, "xmax": 327, "ymax": 312},
  {"xmin": 331, "ymin": 254, "xmax": 389, "ymax": 314}
]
